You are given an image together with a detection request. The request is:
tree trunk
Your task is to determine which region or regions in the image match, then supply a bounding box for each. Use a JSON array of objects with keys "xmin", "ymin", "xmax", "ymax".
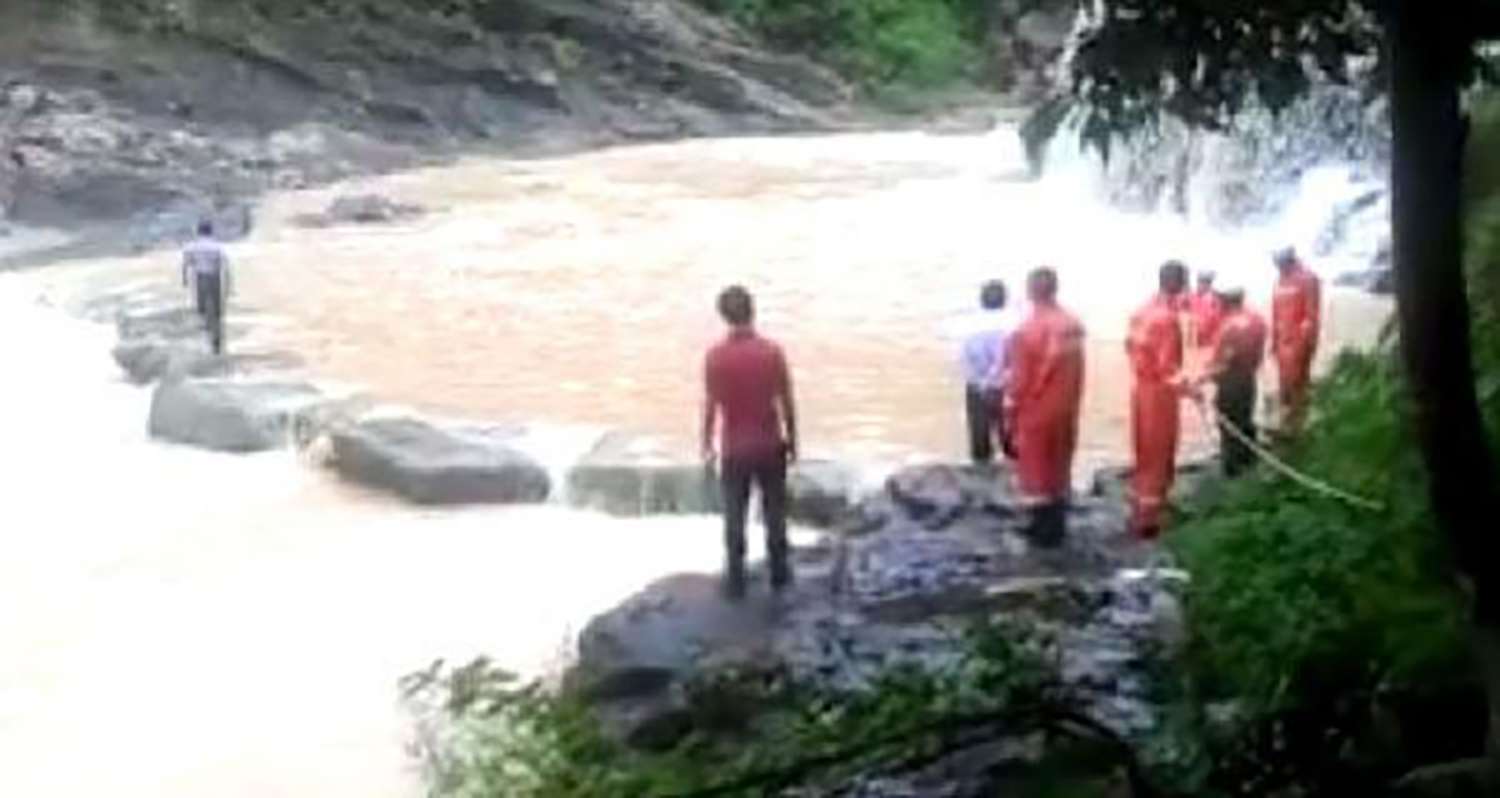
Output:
[{"xmin": 1388, "ymin": 0, "xmax": 1500, "ymax": 767}]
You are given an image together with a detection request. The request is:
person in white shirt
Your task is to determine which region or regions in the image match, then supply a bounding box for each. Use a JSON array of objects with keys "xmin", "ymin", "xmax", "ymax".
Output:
[
  {"xmin": 181, "ymin": 220, "xmax": 232, "ymax": 354},
  {"xmin": 959, "ymin": 279, "xmax": 1017, "ymax": 464}
]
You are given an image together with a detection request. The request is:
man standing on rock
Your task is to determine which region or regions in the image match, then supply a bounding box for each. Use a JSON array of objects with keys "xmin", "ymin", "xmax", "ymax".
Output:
[
  {"xmin": 1200, "ymin": 285, "xmax": 1268, "ymax": 477},
  {"xmin": 957, "ymin": 279, "xmax": 1016, "ymax": 465},
  {"xmin": 1126, "ymin": 260, "xmax": 1190, "ymax": 540},
  {"xmin": 1005, "ymin": 267, "xmax": 1085, "ymax": 546},
  {"xmin": 1271, "ymin": 247, "xmax": 1322, "ymax": 436},
  {"xmin": 181, "ymin": 219, "xmax": 232, "ymax": 355},
  {"xmin": 702, "ymin": 285, "xmax": 799, "ymax": 600}
]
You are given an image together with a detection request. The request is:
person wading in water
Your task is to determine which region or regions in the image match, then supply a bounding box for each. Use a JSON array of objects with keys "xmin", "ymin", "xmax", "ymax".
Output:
[
  {"xmin": 181, "ymin": 219, "xmax": 232, "ymax": 354},
  {"xmin": 702, "ymin": 286, "xmax": 799, "ymax": 601}
]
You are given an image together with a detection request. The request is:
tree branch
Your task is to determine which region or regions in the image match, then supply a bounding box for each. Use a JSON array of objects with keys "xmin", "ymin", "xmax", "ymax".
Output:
[{"xmin": 665, "ymin": 702, "xmax": 1162, "ymax": 798}]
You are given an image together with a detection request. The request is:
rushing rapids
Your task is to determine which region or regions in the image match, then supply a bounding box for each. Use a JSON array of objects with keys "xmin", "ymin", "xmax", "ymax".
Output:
[{"xmin": 0, "ymin": 121, "xmax": 1390, "ymax": 797}]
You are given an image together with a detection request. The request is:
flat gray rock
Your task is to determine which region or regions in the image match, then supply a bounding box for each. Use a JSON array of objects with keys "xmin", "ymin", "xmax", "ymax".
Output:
[
  {"xmin": 565, "ymin": 433, "xmax": 720, "ymax": 516},
  {"xmin": 330, "ymin": 417, "xmax": 550, "ymax": 505},
  {"xmin": 148, "ymin": 378, "xmax": 336, "ymax": 453}
]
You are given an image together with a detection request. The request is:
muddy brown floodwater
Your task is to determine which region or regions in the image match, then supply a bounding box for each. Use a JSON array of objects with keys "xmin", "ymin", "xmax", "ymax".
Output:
[
  {"xmin": 49, "ymin": 130, "xmax": 1391, "ymax": 471},
  {"xmin": 5, "ymin": 128, "xmax": 1391, "ymax": 798}
]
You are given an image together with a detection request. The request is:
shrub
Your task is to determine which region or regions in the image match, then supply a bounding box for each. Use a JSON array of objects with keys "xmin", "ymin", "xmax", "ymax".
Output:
[{"xmin": 696, "ymin": 0, "xmax": 988, "ymax": 89}]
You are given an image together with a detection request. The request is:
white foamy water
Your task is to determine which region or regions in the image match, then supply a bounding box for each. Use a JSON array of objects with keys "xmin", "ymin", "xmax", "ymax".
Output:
[
  {"xmin": 0, "ymin": 279, "xmax": 789, "ymax": 796},
  {"xmin": 0, "ymin": 125, "xmax": 1391, "ymax": 797}
]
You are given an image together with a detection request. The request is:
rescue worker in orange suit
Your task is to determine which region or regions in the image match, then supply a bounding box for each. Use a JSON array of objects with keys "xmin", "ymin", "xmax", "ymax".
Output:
[
  {"xmin": 1200, "ymin": 285, "xmax": 1268, "ymax": 477},
  {"xmin": 1004, "ymin": 267, "xmax": 1086, "ymax": 546},
  {"xmin": 1271, "ymin": 247, "xmax": 1322, "ymax": 435},
  {"xmin": 1188, "ymin": 270, "xmax": 1225, "ymax": 352},
  {"xmin": 1126, "ymin": 260, "xmax": 1190, "ymax": 540}
]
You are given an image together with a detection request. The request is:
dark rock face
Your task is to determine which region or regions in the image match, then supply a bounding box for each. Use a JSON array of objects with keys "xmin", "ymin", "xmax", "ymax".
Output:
[
  {"xmin": 330, "ymin": 417, "xmax": 551, "ymax": 505},
  {"xmin": 567, "ymin": 467, "xmax": 1183, "ymax": 757},
  {"xmin": 0, "ymin": 0, "xmax": 850, "ymax": 257},
  {"xmin": 148, "ymin": 378, "xmax": 338, "ymax": 452},
  {"xmin": 883, "ymin": 463, "xmax": 1019, "ymax": 531},
  {"xmin": 786, "ymin": 459, "xmax": 860, "ymax": 528}
]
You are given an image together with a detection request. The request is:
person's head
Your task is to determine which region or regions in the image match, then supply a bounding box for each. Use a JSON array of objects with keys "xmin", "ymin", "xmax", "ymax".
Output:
[
  {"xmin": 197, "ymin": 219, "xmax": 215, "ymax": 238},
  {"xmin": 979, "ymin": 279, "xmax": 1007, "ymax": 311},
  {"xmin": 717, "ymin": 285, "xmax": 755, "ymax": 328},
  {"xmin": 1196, "ymin": 270, "xmax": 1216, "ymax": 291},
  {"xmin": 1273, "ymin": 246, "xmax": 1298, "ymax": 274},
  {"xmin": 1159, "ymin": 260, "xmax": 1189, "ymax": 296},
  {"xmin": 1218, "ymin": 285, "xmax": 1245, "ymax": 309},
  {"xmin": 1027, "ymin": 267, "xmax": 1058, "ymax": 304}
]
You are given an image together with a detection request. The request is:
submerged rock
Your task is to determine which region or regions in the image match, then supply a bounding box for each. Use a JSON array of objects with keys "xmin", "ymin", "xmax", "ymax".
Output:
[
  {"xmin": 148, "ymin": 378, "xmax": 340, "ymax": 452},
  {"xmin": 294, "ymin": 194, "xmax": 426, "ymax": 227},
  {"xmin": 330, "ymin": 416, "xmax": 550, "ymax": 505}
]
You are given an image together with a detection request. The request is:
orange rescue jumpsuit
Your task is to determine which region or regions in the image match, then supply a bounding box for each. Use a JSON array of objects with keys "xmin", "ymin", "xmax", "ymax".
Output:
[
  {"xmin": 1126, "ymin": 294, "xmax": 1186, "ymax": 538},
  {"xmin": 1005, "ymin": 301, "xmax": 1086, "ymax": 502},
  {"xmin": 1272, "ymin": 262, "xmax": 1321, "ymax": 434},
  {"xmin": 1189, "ymin": 288, "xmax": 1225, "ymax": 351}
]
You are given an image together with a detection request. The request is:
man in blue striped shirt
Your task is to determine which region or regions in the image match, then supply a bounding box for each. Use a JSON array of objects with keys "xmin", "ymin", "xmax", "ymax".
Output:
[
  {"xmin": 181, "ymin": 220, "xmax": 232, "ymax": 354},
  {"xmin": 957, "ymin": 280, "xmax": 1016, "ymax": 464}
]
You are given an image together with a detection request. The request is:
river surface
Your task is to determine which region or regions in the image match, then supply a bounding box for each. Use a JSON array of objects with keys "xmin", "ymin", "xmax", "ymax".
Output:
[{"xmin": 0, "ymin": 127, "xmax": 1389, "ymax": 797}]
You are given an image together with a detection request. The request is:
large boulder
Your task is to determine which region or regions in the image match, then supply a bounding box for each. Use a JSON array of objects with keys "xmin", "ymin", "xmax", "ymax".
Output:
[
  {"xmin": 148, "ymin": 378, "xmax": 340, "ymax": 452},
  {"xmin": 566, "ymin": 479, "xmax": 1177, "ymax": 752},
  {"xmin": 330, "ymin": 417, "xmax": 550, "ymax": 505},
  {"xmin": 883, "ymin": 463, "xmax": 1019, "ymax": 531},
  {"xmin": 565, "ymin": 432, "xmax": 719, "ymax": 516},
  {"xmin": 786, "ymin": 459, "xmax": 860, "ymax": 528},
  {"xmin": 113, "ymin": 340, "xmax": 223, "ymax": 384},
  {"xmin": 112, "ymin": 339, "xmax": 304, "ymax": 385}
]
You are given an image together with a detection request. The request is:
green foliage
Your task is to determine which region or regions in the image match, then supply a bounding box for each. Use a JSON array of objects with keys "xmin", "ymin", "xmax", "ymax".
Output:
[
  {"xmin": 695, "ymin": 0, "xmax": 990, "ymax": 89},
  {"xmin": 406, "ymin": 623, "xmax": 1082, "ymax": 797},
  {"xmin": 1171, "ymin": 353, "xmax": 1469, "ymax": 715}
]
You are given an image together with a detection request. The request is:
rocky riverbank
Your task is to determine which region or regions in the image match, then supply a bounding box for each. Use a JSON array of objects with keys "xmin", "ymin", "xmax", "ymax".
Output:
[{"xmin": 0, "ymin": 0, "xmax": 854, "ymax": 267}]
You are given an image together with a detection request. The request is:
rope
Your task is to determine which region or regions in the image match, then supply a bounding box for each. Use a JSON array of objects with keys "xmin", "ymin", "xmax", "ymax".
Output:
[{"xmin": 1192, "ymin": 395, "xmax": 1385, "ymax": 513}]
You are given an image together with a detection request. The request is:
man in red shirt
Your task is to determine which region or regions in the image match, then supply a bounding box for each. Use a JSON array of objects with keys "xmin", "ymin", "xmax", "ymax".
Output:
[
  {"xmin": 1200, "ymin": 285, "xmax": 1268, "ymax": 477},
  {"xmin": 702, "ymin": 285, "xmax": 799, "ymax": 600},
  {"xmin": 1271, "ymin": 247, "xmax": 1322, "ymax": 435},
  {"xmin": 1005, "ymin": 267, "xmax": 1085, "ymax": 546},
  {"xmin": 1126, "ymin": 260, "xmax": 1189, "ymax": 540}
]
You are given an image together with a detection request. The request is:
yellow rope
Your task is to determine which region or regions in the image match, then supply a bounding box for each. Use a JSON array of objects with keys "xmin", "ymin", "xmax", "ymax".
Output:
[{"xmin": 1193, "ymin": 396, "xmax": 1385, "ymax": 513}]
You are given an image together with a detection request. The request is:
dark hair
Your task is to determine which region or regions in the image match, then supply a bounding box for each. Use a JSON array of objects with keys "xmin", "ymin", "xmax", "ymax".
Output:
[
  {"xmin": 197, "ymin": 219, "xmax": 215, "ymax": 237},
  {"xmin": 1220, "ymin": 290, "xmax": 1245, "ymax": 308},
  {"xmin": 1273, "ymin": 247, "xmax": 1298, "ymax": 267},
  {"xmin": 980, "ymin": 280, "xmax": 1007, "ymax": 311},
  {"xmin": 1160, "ymin": 260, "xmax": 1188, "ymax": 292},
  {"xmin": 717, "ymin": 285, "xmax": 754, "ymax": 326},
  {"xmin": 1027, "ymin": 267, "xmax": 1058, "ymax": 301}
]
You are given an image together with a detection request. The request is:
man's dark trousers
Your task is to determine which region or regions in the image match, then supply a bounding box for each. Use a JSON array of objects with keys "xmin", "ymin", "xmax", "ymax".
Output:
[
  {"xmin": 721, "ymin": 452, "xmax": 790, "ymax": 596},
  {"xmin": 1215, "ymin": 373, "xmax": 1257, "ymax": 477},
  {"xmin": 965, "ymin": 385, "xmax": 1005, "ymax": 464},
  {"xmin": 195, "ymin": 271, "xmax": 225, "ymax": 355}
]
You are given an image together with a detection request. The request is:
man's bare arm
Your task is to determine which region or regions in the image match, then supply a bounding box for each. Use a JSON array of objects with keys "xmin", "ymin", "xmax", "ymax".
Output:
[{"xmin": 780, "ymin": 358, "xmax": 799, "ymax": 462}]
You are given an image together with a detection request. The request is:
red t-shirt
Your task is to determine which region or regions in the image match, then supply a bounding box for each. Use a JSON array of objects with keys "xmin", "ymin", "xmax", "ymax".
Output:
[{"xmin": 705, "ymin": 329, "xmax": 790, "ymax": 461}]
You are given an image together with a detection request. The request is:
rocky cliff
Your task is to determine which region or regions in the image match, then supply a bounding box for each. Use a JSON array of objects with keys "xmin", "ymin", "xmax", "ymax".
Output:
[{"xmin": 0, "ymin": 0, "xmax": 848, "ymax": 248}]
